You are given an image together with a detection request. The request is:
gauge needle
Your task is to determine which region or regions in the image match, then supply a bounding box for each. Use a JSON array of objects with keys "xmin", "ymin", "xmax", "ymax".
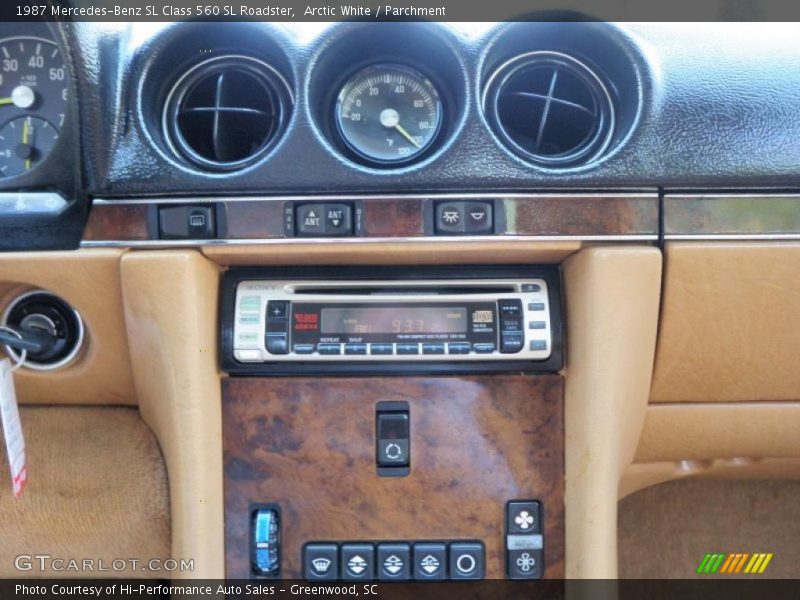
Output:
[
  {"xmin": 394, "ymin": 124, "xmax": 421, "ymax": 148},
  {"xmin": 0, "ymin": 98, "xmax": 12, "ymax": 106},
  {"xmin": 22, "ymin": 118, "xmax": 31, "ymax": 170}
]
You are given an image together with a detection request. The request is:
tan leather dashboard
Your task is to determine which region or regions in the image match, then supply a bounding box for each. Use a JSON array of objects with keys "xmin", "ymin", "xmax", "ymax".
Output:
[
  {"xmin": 0, "ymin": 249, "xmax": 136, "ymax": 406},
  {"xmin": 1, "ymin": 239, "xmax": 799, "ymax": 580},
  {"xmin": 651, "ymin": 242, "xmax": 800, "ymax": 404}
]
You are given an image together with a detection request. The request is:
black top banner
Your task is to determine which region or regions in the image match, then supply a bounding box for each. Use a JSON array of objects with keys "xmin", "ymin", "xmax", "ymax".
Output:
[{"xmin": 6, "ymin": 0, "xmax": 800, "ymax": 22}]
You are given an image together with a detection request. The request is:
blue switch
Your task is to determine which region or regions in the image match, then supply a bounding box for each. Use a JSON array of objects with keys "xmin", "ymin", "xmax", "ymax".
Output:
[{"xmin": 252, "ymin": 506, "xmax": 281, "ymax": 577}]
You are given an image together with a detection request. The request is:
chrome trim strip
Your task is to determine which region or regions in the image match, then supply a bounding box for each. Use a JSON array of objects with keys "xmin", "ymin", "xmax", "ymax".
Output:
[
  {"xmin": 81, "ymin": 234, "xmax": 658, "ymax": 248},
  {"xmin": 665, "ymin": 194, "xmax": 800, "ymax": 237},
  {"xmin": 91, "ymin": 191, "xmax": 657, "ymax": 206},
  {"xmin": 665, "ymin": 234, "xmax": 800, "ymax": 241}
]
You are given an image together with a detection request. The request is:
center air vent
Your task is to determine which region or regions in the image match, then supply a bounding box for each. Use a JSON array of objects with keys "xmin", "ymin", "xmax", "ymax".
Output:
[
  {"xmin": 483, "ymin": 51, "xmax": 615, "ymax": 168},
  {"xmin": 163, "ymin": 55, "xmax": 292, "ymax": 171}
]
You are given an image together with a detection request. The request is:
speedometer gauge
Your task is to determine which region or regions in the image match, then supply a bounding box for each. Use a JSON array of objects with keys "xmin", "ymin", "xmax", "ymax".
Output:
[
  {"xmin": 0, "ymin": 36, "xmax": 68, "ymax": 177},
  {"xmin": 335, "ymin": 64, "xmax": 443, "ymax": 166}
]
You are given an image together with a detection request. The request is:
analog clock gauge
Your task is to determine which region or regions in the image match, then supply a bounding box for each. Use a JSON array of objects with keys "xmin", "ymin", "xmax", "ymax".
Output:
[{"xmin": 335, "ymin": 64, "xmax": 443, "ymax": 166}]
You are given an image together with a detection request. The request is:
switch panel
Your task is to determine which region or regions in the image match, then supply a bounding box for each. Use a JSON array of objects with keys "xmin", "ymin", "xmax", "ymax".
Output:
[
  {"xmin": 434, "ymin": 200, "xmax": 494, "ymax": 235},
  {"xmin": 506, "ymin": 500, "xmax": 545, "ymax": 580},
  {"xmin": 296, "ymin": 202, "xmax": 354, "ymax": 237},
  {"xmin": 376, "ymin": 401, "xmax": 410, "ymax": 476},
  {"xmin": 158, "ymin": 204, "xmax": 216, "ymax": 239},
  {"xmin": 303, "ymin": 540, "xmax": 485, "ymax": 581},
  {"xmin": 251, "ymin": 505, "xmax": 281, "ymax": 578}
]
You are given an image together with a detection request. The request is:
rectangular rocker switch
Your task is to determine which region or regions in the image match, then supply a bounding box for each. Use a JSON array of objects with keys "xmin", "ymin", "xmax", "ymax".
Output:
[{"xmin": 376, "ymin": 401, "xmax": 410, "ymax": 476}]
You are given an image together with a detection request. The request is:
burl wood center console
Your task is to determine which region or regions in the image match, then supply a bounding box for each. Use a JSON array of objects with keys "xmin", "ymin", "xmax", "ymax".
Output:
[{"xmin": 220, "ymin": 267, "xmax": 565, "ymax": 582}]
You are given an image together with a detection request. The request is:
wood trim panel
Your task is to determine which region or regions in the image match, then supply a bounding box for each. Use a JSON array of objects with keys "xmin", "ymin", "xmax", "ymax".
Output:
[
  {"xmin": 225, "ymin": 201, "xmax": 286, "ymax": 239},
  {"xmin": 223, "ymin": 375, "xmax": 565, "ymax": 580},
  {"xmin": 83, "ymin": 204, "xmax": 150, "ymax": 241},
  {"xmin": 83, "ymin": 194, "xmax": 657, "ymax": 243},
  {"xmin": 506, "ymin": 195, "xmax": 657, "ymax": 236}
]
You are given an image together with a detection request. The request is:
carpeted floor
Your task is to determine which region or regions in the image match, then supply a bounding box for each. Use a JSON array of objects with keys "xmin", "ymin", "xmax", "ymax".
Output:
[
  {"xmin": 619, "ymin": 479, "xmax": 800, "ymax": 579},
  {"xmin": 0, "ymin": 406, "xmax": 170, "ymax": 577}
]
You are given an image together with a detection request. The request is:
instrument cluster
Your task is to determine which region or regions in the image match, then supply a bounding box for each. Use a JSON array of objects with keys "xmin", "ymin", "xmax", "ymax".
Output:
[{"xmin": 0, "ymin": 30, "xmax": 68, "ymax": 178}]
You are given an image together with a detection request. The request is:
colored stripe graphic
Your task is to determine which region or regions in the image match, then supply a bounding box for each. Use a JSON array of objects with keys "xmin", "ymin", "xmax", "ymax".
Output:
[
  {"xmin": 744, "ymin": 554, "xmax": 760, "ymax": 573},
  {"xmin": 720, "ymin": 554, "xmax": 735, "ymax": 573},
  {"xmin": 697, "ymin": 554, "xmax": 711, "ymax": 574},
  {"xmin": 758, "ymin": 554, "xmax": 774, "ymax": 574},
  {"xmin": 697, "ymin": 554, "xmax": 712, "ymax": 574},
  {"xmin": 731, "ymin": 552, "xmax": 750, "ymax": 573},
  {"xmin": 697, "ymin": 552, "xmax": 773, "ymax": 575},
  {"xmin": 734, "ymin": 553, "xmax": 749, "ymax": 573}
]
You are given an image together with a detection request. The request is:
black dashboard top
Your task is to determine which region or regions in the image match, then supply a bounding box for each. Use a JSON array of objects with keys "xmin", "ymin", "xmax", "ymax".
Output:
[{"xmin": 1, "ymin": 21, "xmax": 800, "ymax": 249}]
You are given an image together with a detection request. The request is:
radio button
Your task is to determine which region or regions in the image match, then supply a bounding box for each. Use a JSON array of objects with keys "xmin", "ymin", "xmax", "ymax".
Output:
[
  {"xmin": 293, "ymin": 344, "xmax": 315, "ymax": 354},
  {"xmin": 529, "ymin": 321, "xmax": 547, "ymax": 330},
  {"xmin": 501, "ymin": 319, "xmax": 523, "ymax": 332},
  {"xmin": 236, "ymin": 349, "xmax": 262, "ymax": 361},
  {"xmin": 344, "ymin": 343, "xmax": 368, "ymax": 355},
  {"xmin": 396, "ymin": 344, "xmax": 420, "ymax": 355},
  {"xmin": 266, "ymin": 334, "xmax": 289, "ymax": 355},
  {"xmin": 528, "ymin": 302, "xmax": 546, "ymax": 311},
  {"xmin": 370, "ymin": 344, "xmax": 394, "ymax": 355},
  {"xmin": 522, "ymin": 283, "xmax": 542, "ymax": 293},
  {"xmin": 473, "ymin": 343, "xmax": 496, "ymax": 354},
  {"xmin": 448, "ymin": 342, "xmax": 471, "ymax": 354},
  {"xmin": 530, "ymin": 340, "xmax": 548, "ymax": 351},
  {"xmin": 500, "ymin": 332, "xmax": 524, "ymax": 354},
  {"xmin": 266, "ymin": 319, "xmax": 289, "ymax": 333},
  {"xmin": 421, "ymin": 343, "xmax": 445, "ymax": 355},
  {"xmin": 267, "ymin": 301, "xmax": 289, "ymax": 319},
  {"xmin": 239, "ymin": 313, "xmax": 260, "ymax": 325},
  {"xmin": 239, "ymin": 295, "xmax": 261, "ymax": 311},
  {"xmin": 238, "ymin": 331, "xmax": 259, "ymax": 348},
  {"xmin": 499, "ymin": 299, "xmax": 523, "ymax": 317},
  {"xmin": 318, "ymin": 343, "xmax": 342, "ymax": 355}
]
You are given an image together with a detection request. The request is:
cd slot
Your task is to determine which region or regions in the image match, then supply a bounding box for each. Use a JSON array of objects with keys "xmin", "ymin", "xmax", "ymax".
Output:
[{"xmin": 290, "ymin": 285, "xmax": 515, "ymax": 296}]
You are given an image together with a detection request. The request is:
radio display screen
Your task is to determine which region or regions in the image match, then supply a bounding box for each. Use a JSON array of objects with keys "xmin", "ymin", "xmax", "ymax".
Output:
[{"xmin": 321, "ymin": 306, "xmax": 468, "ymax": 334}]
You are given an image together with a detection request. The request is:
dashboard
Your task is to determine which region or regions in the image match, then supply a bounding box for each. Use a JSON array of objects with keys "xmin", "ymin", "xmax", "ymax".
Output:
[
  {"xmin": 0, "ymin": 15, "xmax": 799, "ymax": 585},
  {"xmin": 0, "ymin": 21, "xmax": 799, "ymax": 250}
]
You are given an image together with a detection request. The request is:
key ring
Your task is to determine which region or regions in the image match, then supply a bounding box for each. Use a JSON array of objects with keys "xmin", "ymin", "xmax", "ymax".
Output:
[{"xmin": 0, "ymin": 326, "xmax": 27, "ymax": 372}]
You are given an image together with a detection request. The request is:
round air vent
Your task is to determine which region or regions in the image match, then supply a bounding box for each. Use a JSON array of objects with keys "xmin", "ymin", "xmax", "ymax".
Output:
[
  {"xmin": 163, "ymin": 55, "xmax": 292, "ymax": 171},
  {"xmin": 483, "ymin": 51, "xmax": 615, "ymax": 167}
]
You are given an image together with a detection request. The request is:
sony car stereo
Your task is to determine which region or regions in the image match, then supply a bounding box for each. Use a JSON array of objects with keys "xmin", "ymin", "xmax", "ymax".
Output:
[{"xmin": 221, "ymin": 267, "xmax": 563, "ymax": 375}]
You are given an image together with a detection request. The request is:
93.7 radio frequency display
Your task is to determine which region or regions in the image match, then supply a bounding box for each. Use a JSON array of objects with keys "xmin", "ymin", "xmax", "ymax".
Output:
[{"xmin": 321, "ymin": 306, "xmax": 467, "ymax": 334}]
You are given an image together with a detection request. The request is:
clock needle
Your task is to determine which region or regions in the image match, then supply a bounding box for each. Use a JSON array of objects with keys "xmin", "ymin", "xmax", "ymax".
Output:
[
  {"xmin": 394, "ymin": 123, "xmax": 421, "ymax": 148},
  {"xmin": 22, "ymin": 118, "xmax": 31, "ymax": 170}
]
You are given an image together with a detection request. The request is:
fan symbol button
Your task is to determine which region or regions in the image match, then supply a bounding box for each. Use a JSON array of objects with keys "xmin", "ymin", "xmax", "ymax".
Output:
[
  {"xmin": 516, "ymin": 553, "xmax": 536, "ymax": 573},
  {"xmin": 515, "ymin": 510, "xmax": 534, "ymax": 530}
]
